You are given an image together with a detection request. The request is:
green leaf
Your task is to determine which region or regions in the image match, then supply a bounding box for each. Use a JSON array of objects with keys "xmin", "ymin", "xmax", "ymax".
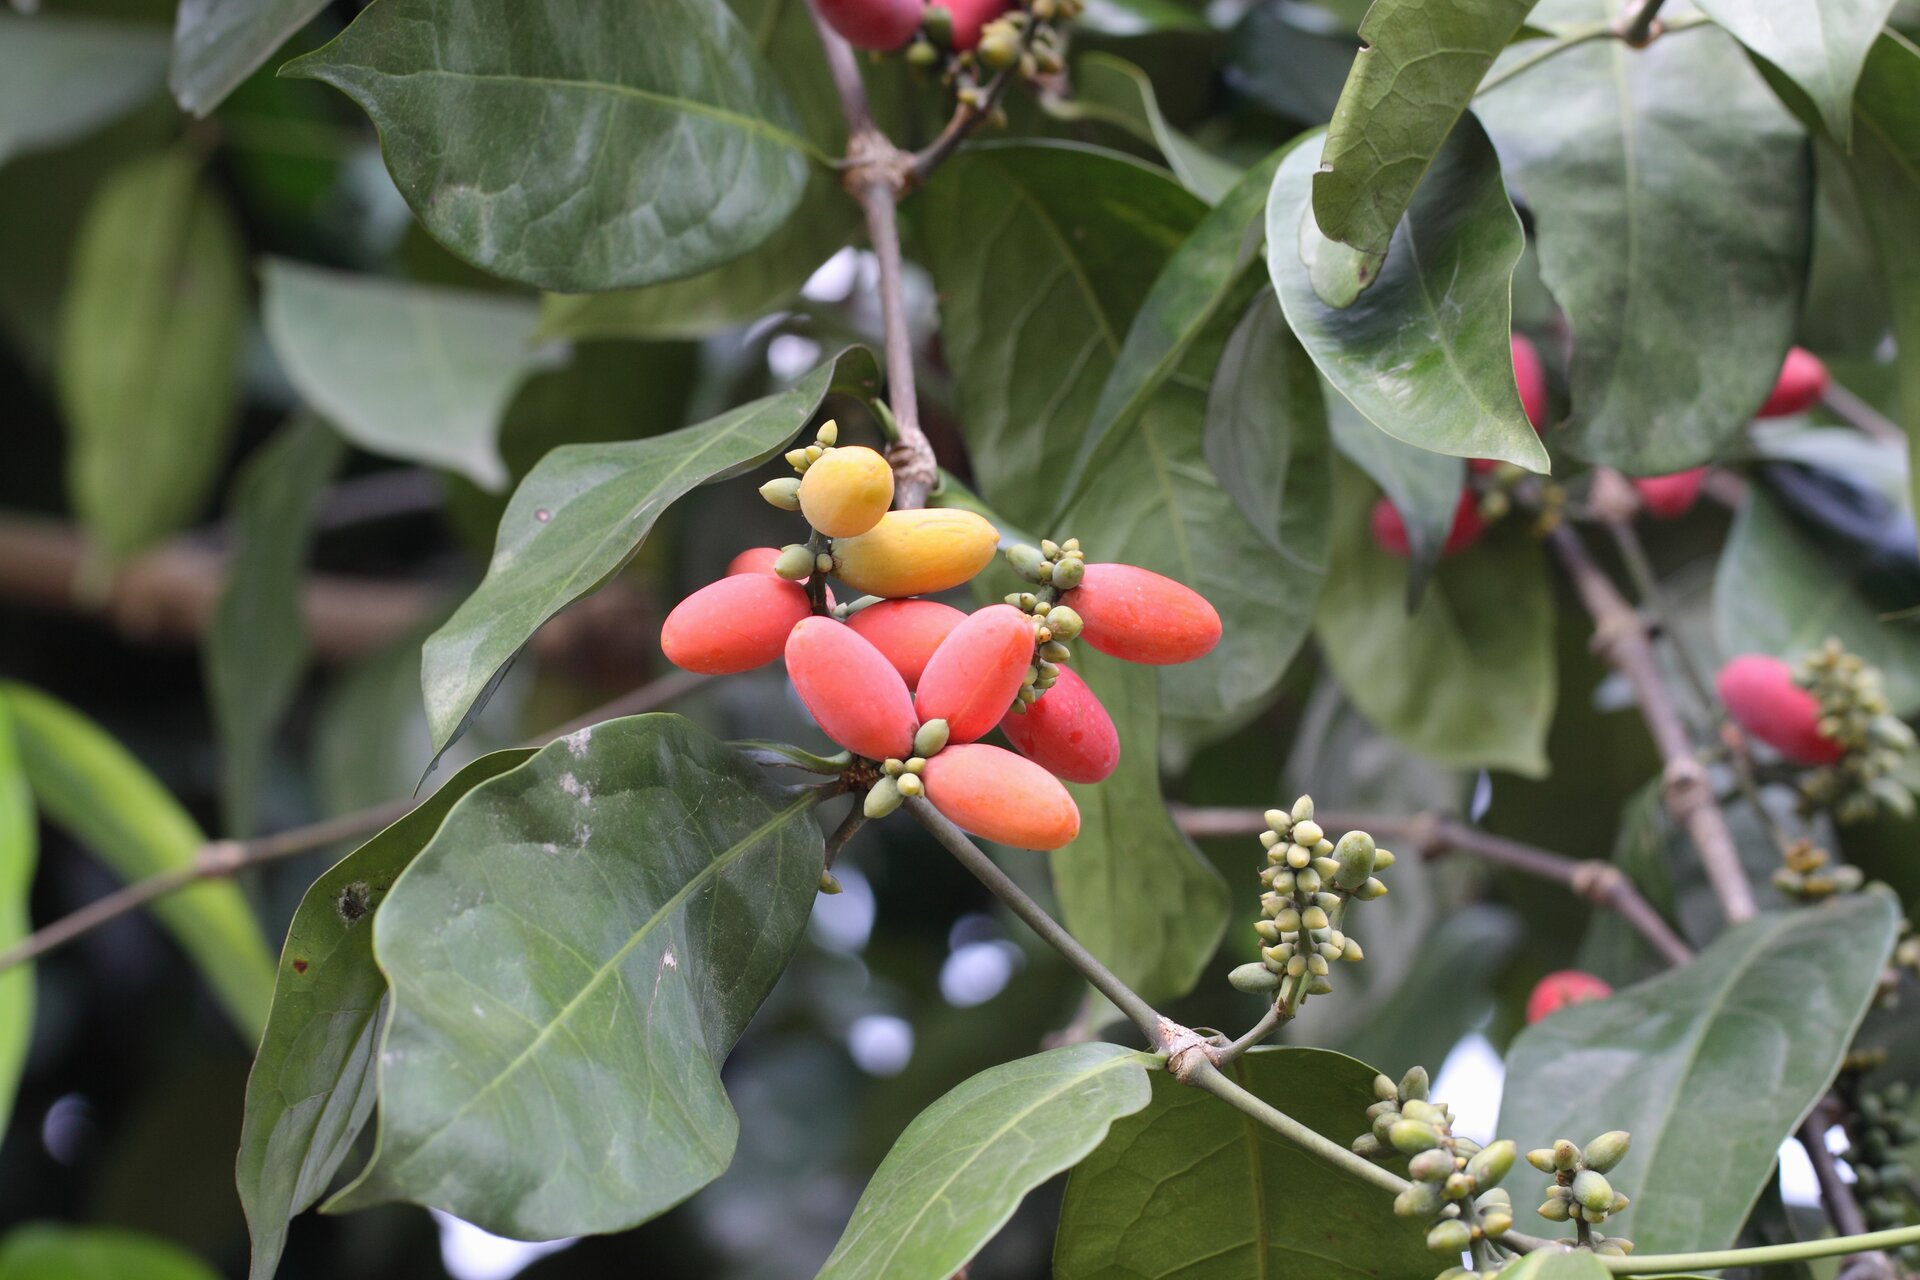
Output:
[
  {"xmin": 1052, "ymin": 654, "xmax": 1231, "ymax": 1005},
  {"xmin": 1227, "ymin": 0, "xmax": 1359, "ymax": 125},
  {"xmin": 282, "ymin": 0, "xmax": 815, "ymax": 293},
  {"xmin": 1496, "ymin": 1252, "xmax": 1615, "ymax": 1280},
  {"xmin": 1313, "ymin": 460, "xmax": 1555, "ymax": 776},
  {"xmin": 1335, "ymin": 903, "xmax": 1523, "ymax": 1076},
  {"xmin": 0, "ymin": 694, "xmax": 36, "ymax": 1136},
  {"xmin": 1, "ymin": 682, "xmax": 274, "ymax": 1040},
  {"xmin": 206, "ymin": 418, "xmax": 347, "ymax": 838},
  {"xmin": 1497, "ymin": 895, "xmax": 1900, "ymax": 1254},
  {"xmin": 237, "ymin": 748, "xmax": 532, "ymax": 1280},
  {"xmin": 1842, "ymin": 33, "xmax": 1920, "ymax": 537},
  {"xmin": 816, "ymin": 1044, "xmax": 1155, "ymax": 1279},
  {"xmin": 1055, "ymin": 1046, "xmax": 1433, "ymax": 1279},
  {"xmin": 1695, "ymin": 0, "xmax": 1896, "ymax": 145},
  {"xmin": 1269, "ymin": 118, "xmax": 1550, "ymax": 474},
  {"xmin": 1324, "ymin": 387, "xmax": 1464, "ymax": 605},
  {"xmin": 919, "ymin": 141, "xmax": 1205, "ymax": 528},
  {"xmin": 1313, "ymin": 0, "xmax": 1537, "ymax": 260},
  {"xmin": 1713, "ymin": 488, "xmax": 1920, "ymax": 714},
  {"xmin": 421, "ymin": 347, "xmax": 875, "ymax": 759},
  {"xmin": 169, "ymin": 0, "xmax": 330, "ymax": 117},
  {"xmin": 1477, "ymin": 5, "xmax": 1811, "ymax": 473},
  {"xmin": 0, "ymin": 1223, "xmax": 221, "ymax": 1280},
  {"xmin": 57, "ymin": 149, "xmax": 246, "ymax": 562},
  {"xmin": 0, "ymin": 13, "xmax": 170, "ymax": 167},
  {"xmin": 1050, "ymin": 53, "xmax": 1242, "ymax": 203},
  {"xmin": 260, "ymin": 260, "xmax": 561, "ymax": 490},
  {"xmin": 327, "ymin": 715, "xmax": 824, "ymax": 1238}
]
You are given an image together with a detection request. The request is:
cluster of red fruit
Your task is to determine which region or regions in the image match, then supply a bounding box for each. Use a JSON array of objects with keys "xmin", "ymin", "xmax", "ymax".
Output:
[
  {"xmin": 659, "ymin": 426, "xmax": 1223, "ymax": 851},
  {"xmin": 1717, "ymin": 653, "xmax": 1845, "ymax": 766},
  {"xmin": 815, "ymin": 0, "xmax": 1006, "ymax": 50},
  {"xmin": 1369, "ymin": 342, "xmax": 1831, "ymax": 559}
]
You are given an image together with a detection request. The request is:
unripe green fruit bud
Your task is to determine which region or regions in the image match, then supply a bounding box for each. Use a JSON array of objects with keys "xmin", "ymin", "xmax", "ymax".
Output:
[
  {"xmin": 785, "ymin": 447, "xmax": 812, "ymax": 471},
  {"xmin": 1366, "ymin": 1099, "xmax": 1399, "ymax": 1120},
  {"xmin": 903, "ymin": 757, "xmax": 925, "ymax": 774},
  {"xmin": 1334, "ymin": 830, "xmax": 1377, "ymax": 889},
  {"xmin": 1351, "ymin": 1133, "xmax": 1387, "ymax": 1159},
  {"xmin": 881, "ymin": 758, "xmax": 904, "ymax": 775},
  {"xmin": 1260, "ymin": 831, "xmax": 1282, "ymax": 852},
  {"xmin": 1373, "ymin": 1110, "xmax": 1400, "ymax": 1142},
  {"xmin": 1479, "ymin": 1208, "xmax": 1513, "ymax": 1238},
  {"xmin": 1477, "ymin": 1188, "xmax": 1512, "ymax": 1208},
  {"xmin": 864, "ymin": 776, "xmax": 902, "ymax": 818},
  {"xmin": 1307, "ymin": 953, "xmax": 1329, "ymax": 976},
  {"xmin": 1340, "ymin": 937, "xmax": 1365, "ymax": 962},
  {"xmin": 1229, "ymin": 961, "xmax": 1282, "ymax": 993},
  {"xmin": 1608, "ymin": 1192, "xmax": 1630, "ymax": 1214},
  {"xmin": 1399, "ymin": 1065, "xmax": 1430, "ymax": 1102},
  {"xmin": 1039, "ymin": 640, "xmax": 1071, "ymax": 664},
  {"xmin": 1526, "ymin": 1148, "xmax": 1556, "ymax": 1173},
  {"xmin": 1451, "ymin": 1135, "xmax": 1476, "ymax": 1155},
  {"xmin": 1317, "ymin": 941, "xmax": 1343, "ymax": 961},
  {"xmin": 1537, "ymin": 1197, "xmax": 1571, "ymax": 1222},
  {"xmin": 1583, "ymin": 1130, "xmax": 1631, "ymax": 1173},
  {"xmin": 1296, "ymin": 867, "xmax": 1323, "ymax": 895},
  {"xmin": 1355, "ymin": 876, "xmax": 1388, "ymax": 900},
  {"xmin": 1292, "ymin": 795, "xmax": 1315, "ymax": 821},
  {"xmin": 1273, "ymin": 907, "xmax": 1301, "ymax": 932},
  {"xmin": 906, "ymin": 38, "xmax": 937, "ymax": 66},
  {"xmin": 1271, "ymin": 870, "xmax": 1295, "ymax": 894},
  {"xmin": 1050, "ymin": 557, "xmax": 1084, "ymax": 590},
  {"xmin": 1395, "ymin": 1181, "xmax": 1444, "ymax": 1217},
  {"xmin": 1305, "ymin": 975, "xmax": 1333, "ymax": 995},
  {"xmin": 1007, "ymin": 544, "xmax": 1047, "ymax": 581},
  {"xmin": 1409, "ymin": 1149, "xmax": 1453, "ymax": 1182},
  {"xmin": 914, "ymin": 719, "xmax": 950, "ymax": 757},
  {"xmin": 1034, "ymin": 560, "xmax": 1054, "ymax": 584},
  {"xmin": 1311, "ymin": 857, "xmax": 1341, "ymax": 880},
  {"xmin": 1253, "ymin": 919, "xmax": 1280, "ymax": 942},
  {"xmin": 1595, "ymin": 1239, "xmax": 1631, "ymax": 1258},
  {"xmin": 896, "ymin": 773, "xmax": 925, "ymax": 799},
  {"xmin": 1552, "ymin": 1139, "xmax": 1580, "ymax": 1170},
  {"xmin": 774, "ymin": 544, "xmax": 814, "ymax": 580},
  {"xmin": 1467, "ymin": 1140, "xmax": 1515, "ymax": 1188},
  {"xmin": 1389, "ymin": 1119, "xmax": 1441, "ymax": 1155},
  {"xmin": 1292, "ymin": 820, "xmax": 1324, "ymax": 846},
  {"xmin": 760, "ymin": 476, "xmax": 803, "ymax": 510},
  {"xmin": 815, "ymin": 553, "xmax": 834, "ymax": 574},
  {"xmin": 1374, "ymin": 848, "xmax": 1397, "ymax": 869},
  {"xmin": 804, "ymin": 445, "xmax": 824, "ymax": 463},
  {"xmin": 1286, "ymin": 843, "xmax": 1311, "ymax": 870},
  {"xmin": 1401, "ymin": 1099, "xmax": 1443, "ymax": 1125},
  {"xmin": 1573, "ymin": 1169, "xmax": 1614, "ymax": 1214},
  {"xmin": 1045, "ymin": 605, "xmax": 1083, "ymax": 640},
  {"xmin": 1426, "ymin": 1220, "xmax": 1471, "ymax": 1254},
  {"xmin": 1301, "ymin": 905, "xmax": 1329, "ymax": 931},
  {"xmin": 1444, "ymin": 1172, "xmax": 1476, "ymax": 1201},
  {"xmin": 923, "ymin": 2, "xmax": 952, "ymax": 41},
  {"xmin": 1374, "ymin": 1074, "xmax": 1400, "ymax": 1102},
  {"xmin": 978, "ymin": 24, "xmax": 1019, "ymax": 69},
  {"xmin": 1264, "ymin": 808, "xmax": 1289, "ymax": 832}
]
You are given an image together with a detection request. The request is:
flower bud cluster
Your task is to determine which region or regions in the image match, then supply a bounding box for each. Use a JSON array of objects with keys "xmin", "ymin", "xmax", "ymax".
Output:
[
  {"xmin": 1003, "ymin": 537, "xmax": 1086, "ymax": 710},
  {"xmin": 911, "ymin": 1, "xmax": 1075, "ymax": 96},
  {"xmin": 1354, "ymin": 1068, "xmax": 1519, "ymax": 1260},
  {"xmin": 1794, "ymin": 640, "xmax": 1917, "ymax": 822},
  {"xmin": 1526, "ymin": 1131, "xmax": 1635, "ymax": 1255},
  {"xmin": 1771, "ymin": 837, "xmax": 1865, "ymax": 902},
  {"xmin": 1839, "ymin": 1073, "xmax": 1920, "ymax": 1264},
  {"xmin": 1231, "ymin": 797, "xmax": 1390, "ymax": 1007}
]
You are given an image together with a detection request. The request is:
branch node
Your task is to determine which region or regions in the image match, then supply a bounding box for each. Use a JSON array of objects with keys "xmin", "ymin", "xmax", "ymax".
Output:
[
  {"xmin": 1570, "ymin": 860, "xmax": 1625, "ymax": 907},
  {"xmin": 198, "ymin": 839, "xmax": 248, "ymax": 877},
  {"xmin": 841, "ymin": 126, "xmax": 916, "ymax": 202},
  {"xmin": 1160, "ymin": 1017, "xmax": 1221, "ymax": 1083}
]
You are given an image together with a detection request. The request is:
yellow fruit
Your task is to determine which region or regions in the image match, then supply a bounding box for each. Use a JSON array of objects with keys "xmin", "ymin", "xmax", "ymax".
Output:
[
  {"xmin": 832, "ymin": 509, "xmax": 999, "ymax": 597},
  {"xmin": 798, "ymin": 446, "xmax": 894, "ymax": 538}
]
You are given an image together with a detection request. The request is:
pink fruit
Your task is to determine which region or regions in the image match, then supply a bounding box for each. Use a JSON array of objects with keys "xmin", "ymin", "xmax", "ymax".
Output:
[
  {"xmin": 1526, "ymin": 970, "xmax": 1613, "ymax": 1024},
  {"xmin": 935, "ymin": 0, "xmax": 1009, "ymax": 50},
  {"xmin": 1369, "ymin": 492, "xmax": 1488, "ymax": 559},
  {"xmin": 998, "ymin": 666, "xmax": 1120, "ymax": 783},
  {"xmin": 815, "ymin": 0, "xmax": 922, "ymax": 49},
  {"xmin": 1632, "ymin": 469, "xmax": 1707, "ymax": 520},
  {"xmin": 913, "ymin": 604, "xmax": 1036, "ymax": 744},
  {"xmin": 1717, "ymin": 654, "xmax": 1843, "ymax": 765},
  {"xmin": 726, "ymin": 547, "xmax": 782, "ymax": 577},
  {"xmin": 922, "ymin": 743, "xmax": 1081, "ymax": 850},
  {"xmin": 1758, "ymin": 346, "xmax": 1828, "ymax": 418},
  {"xmin": 845, "ymin": 599, "xmax": 967, "ymax": 689},
  {"xmin": 1068, "ymin": 563, "xmax": 1222, "ymax": 666},
  {"xmin": 661, "ymin": 574, "xmax": 811, "ymax": 675},
  {"xmin": 1511, "ymin": 333, "xmax": 1548, "ymax": 432},
  {"xmin": 785, "ymin": 617, "xmax": 918, "ymax": 762}
]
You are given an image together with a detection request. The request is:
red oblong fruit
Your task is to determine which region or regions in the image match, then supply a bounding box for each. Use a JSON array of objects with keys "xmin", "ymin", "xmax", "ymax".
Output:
[
  {"xmin": 1511, "ymin": 333, "xmax": 1548, "ymax": 432},
  {"xmin": 815, "ymin": 0, "xmax": 921, "ymax": 49},
  {"xmin": 846, "ymin": 598, "xmax": 967, "ymax": 689},
  {"xmin": 1632, "ymin": 468, "xmax": 1706, "ymax": 520},
  {"xmin": 1069, "ymin": 563, "xmax": 1222, "ymax": 665},
  {"xmin": 999, "ymin": 666, "xmax": 1120, "ymax": 784},
  {"xmin": 938, "ymin": 0, "xmax": 1009, "ymax": 50},
  {"xmin": 1526, "ymin": 970, "xmax": 1612, "ymax": 1024},
  {"xmin": 661, "ymin": 574, "xmax": 811, "ymax": 675},
  {"xmin": 726, "ymin": 546, "xmax": 782, "ymax": 577},
  {"xmin": 785, "ymin": 617, "xmax": 918, "ymax": 761},
  {"xmin": 1369, "ymin": 492, "xmax": 1487, "ymax": 559},
  {"xmin": 1717, "ymin": 653, "xmax": 1842, "ymax": 765},
  {"xmin": 922, "ymin": 743, "xmax": 1081, "ymax": 851},
  {"xmin": 1758, "ymin": 346, "xmax": 1828, "ymax": 418},
  {"xmin": 915, "ymin": 604, "xmax": 1036, "ymax": 743}
]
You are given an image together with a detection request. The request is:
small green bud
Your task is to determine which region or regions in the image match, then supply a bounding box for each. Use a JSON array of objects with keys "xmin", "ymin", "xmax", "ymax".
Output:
[
  {"xmin": 1583, "ymin": 1130, "xmax": 1631, "ymax": 1174},
  {"xmin": 1307, "ymin": 953, "xmax": 1329, "ymax": 976},
  {"xmin": 1310, "ymin": 857, "xmax": 1341, "ymax": 880},
  {"xmin": 1351, "ymin": 1133, "xmax": 1387, "ymax": 1159},
  {"xmin": 1476, "ymin": 1188, "xmax": 1512, "ymax": 1208},
  {"xmin": 1007, "ymin": 544, "xmax": 1047, "ymax": 581},
  {"xmin": 914, "ymin": 719, "xmax": 950, "ymax": 758},
  {"xmin": 1409, "ymin": 1149, "xmax": 1454, "ymax": 1182},
  {"xmin": 1594, "ymin": 1239, "xmax": 1630, "ymax": 1258},
  {"xmin": 1608, "ymin": 1192, "xmax": 1630, "ymax": 1214},
  {"xmin": 804, "ymin": 444, "xmax": 824, "ymax": 463},
  {"xmin": 1034, "ymin": 560, "xmax": 1054, "ymax": 584},
  {"xmin": 1292, "ymin": 820, "xmax": 1324, "ymax": 846},
  {"xmin": 1372, "ymin": 1110, "xmax": 1400, "ymax": 1142},
  {"xmin": 903, "ymin": 757, "xmax": 925, "ymax": 774},
  {"xmin": 1443, "ymin": 1172, "xmax": 1476, "ymax": 1201},
  {"xmin": 1467, "ymin": 1140, "xmax": 1516, "ymax": 1188},
  {"xmin": 815, "ymin": 420, "xmax": 839, "ymax": 447},
  {"xmin": 1286, "ymin": 954, "xmax": 1307, "ymax": 978},
  {"xmin": 1479, "ymin": 1208, "xmax": 1514, "ymax": 1238},
  {"xmin": 896, "ymin": 773, "xmax": 924, "ymax": 799},
  {"xmin": 1537, "ymin": 1197, "xmax": 1571, "ymax": 1223},
  {"xmin": 1296, "ymin": 867, "xmax": 1323, "ymax": 895},
  {"xmin": 1229, "ymin": 961, "xmax": 1282, "ymax": 993},
  {"xmin": 1396, "ymin": 1181, "xmax": 1444, "ymax": 1217},
  {"xmin": 759, "ymin": 476, "xmax": 802, "ymax": 510},
  {"xmin": 1374, "ymin": 1074, "xmax": 1400, "ymax": 1102},
  {"xmin": 905, "ymin": 37, "xmax": 937, "ymax": 66},
  {"xmin": 1401, "ymin": 1099, "xmax": 1444, "ymax": 1125},
  {"xmin": 864, "ymin": 776, "xmax": 902, "ymax": 818},
  {"xmin": 815, "ymin": 553, "xmax": 834, "ymax": 574},
  {"xmin": 1306, "ymin": 974, "xmax": 1333, "ymax": 995},
  {"xmin": 1426, "ymin": 1220, "xmax": 1471, "ymax": 1254},
  {"xmin": 1292, "ymin": 795, "xmax": 1315, "ymax": 821},
  {"xmin": 1333, "ymin": 831, "xmax": 1377, "ymax": 889},
  {"xmin": 1552, "ymin": 1139, "xmax": 1580, "ymax": 1171},
  {"xmin": 774, "ymin": 544, "xmax": 814, "ymax": 580},
  {"xmin": 820, "ymin": 870, "xmax": 842, "ymax": 893},
  {"xmin": 1301, "ymin": 905, "xmax": 1329, "ymax": 931},
  {"xmin": 1365, "ymin": 1099, "xmax": 1399, "ymax": 1121},
  {"xmin": 881, "ymin": 758, "xmax": 904, "ymax": 776},
  {"xmin": 1373, "ymin": 848, "xmax": 1397, "ymax": 869},
  {"xmin": 1451, "ymin": 1135, "xmax": 1477, "ymax": 1156},
  {"xmin": 1050, "ymin": 557, "xmax": 1084, "ymax": 590},
  {"xmin": 1340, "ymin": 937, "xmax": 1365, "ymax": 962},
  {"xmin": 1573, "ymin": 1169, "xmax": 1615, "ymax": 1214},
  {"xmin": 1039, "ymin": 640, "xmax": 1072, "ymax": 664},
  {"xmin": 784, "ymin": 447, "xmax": 811, "ymax": 471},
  {"xmin": 1040, "ymin": 539, "xmax": 1061, "ymax": 558},
  {"xmin": 1273, "ymin": 907, "xmax": 1301, "ymax": 932},
  {"xmin": 1286, "ymin": 843, "xmax": 1312, "ymax": 870},
  {"xmin": 1526, "ymin": 1148, "xmax": 1556, "ymax": 1174},
  {"xmin": 1316, "ymin": 941, "xmax": 1343, "ymax": 961},
  {"xmin": 1264, "ymin": 808, "xmax": 1289, "ymax": 833},
  {"xmin": 923, "ymin": 2, "xmax": 953, "ymax": 42},
  {"xmin": 1389, "ymin": 1119, "xmax": 1442, "ymax": 1155},
  {"xmin": 1253, "ymin": 919, "xmax": 1280, "ymax": 942},
  {"xmin": 1045, "ymin": 605, "xmax": 1083, "ymax": 640},
  {"xmin": 1354, "ymin": 876, "xmax": 1389, "ymax": 900},
  {"xmin": 1399, "ymin": 1066, "xmax": 1430, "ymax": 1102}
]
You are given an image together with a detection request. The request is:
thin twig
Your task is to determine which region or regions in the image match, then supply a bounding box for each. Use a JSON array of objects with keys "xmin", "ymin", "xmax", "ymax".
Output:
[
  {"xmin": 1822, "ymin": 383, "xmax": 1905, "ymax": 445},
  {"xmin": 1548, "ymin": 524, "xmax": 1759, "ymax": 923},
  {"xmin": 823, "ymin": 808, "xmax": 866, "ymax": 870},
  {"xmin": 1474, "ymin": 12, "xmax": 1709, "ymax": 97},
  {"xmin": 1186, "ymin": 1061, "xmax": 1409, "ymax": 1195},
  {"xmin": 1615, "ymin": 0, "xmax": 1669, "ymax": 45},
  {"xmin": 0, "ymin": 671, "xmax": 710, "ymax": 974}
]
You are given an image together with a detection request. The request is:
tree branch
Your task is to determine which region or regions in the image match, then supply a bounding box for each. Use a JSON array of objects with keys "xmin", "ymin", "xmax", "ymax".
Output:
[{"xmin": 1547, "ymin": 524, "xmax": 1759, "ymax": 923}]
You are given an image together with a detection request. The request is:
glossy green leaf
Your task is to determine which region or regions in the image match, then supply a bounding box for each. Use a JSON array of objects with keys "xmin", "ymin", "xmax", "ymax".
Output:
[
  {"xmin": 327, "ymin": 715, "xmax": 824, "ymax": 1238},
  {"xmin": 1052, "ymin": 655, "xmax": 1230, "ymax": 1005},
  {"xmin": 57, "ymin": 149, "xmax": 246, "ymax": 562},
  {"xmin": 0, "ymin": 1223, "xmax": 221, "ymax": 1280},
  {"xmin": 1269, "ymin": 119, "xmax": 1550, "ymax": 474},
  {"xmin": 816, "ymin": 1044, "xmax": 1155, "ymax": 1279},
  {"xmin": 0, "ymin": 694, "xmax": 35, "ymax": 1135},
  {"xmin": 1497, "ymin": 1252, "xmax": 1614, "ymax": 1280},
  {"xmin": 170, "ymin": 0, "xmax": 330, "ymax": 117},
  {"xmin": 1498, "ymin": 894, "xmax": 1900, "ymax": 1254},
  {"xmin": 0, "ymin": 13, "xmax": 170, "ymax": 167},
  {"xmin": 1477, "ymin": 5, "xmax": 1811, "ymax": 473},
  {"xmin": 1228, "ymin": 0, "xmax": 1359, "ymax": 125},
  {"xmin": 1051, "ymin": 53, "xmax": 1241, "ymax": 203},
  {"xmin": 206, "ymin": 418, "xmax": 347, "ymax": 838},
  {"xmin": 282, "ymin": 0, "xmax": 815, "ymax": 293},
  {"xmin": 1313, "ymin": 0, "xmax": 1536, "ymax": 259},
  {"xmin": 1713, "ymin": 489, "xmax": 1920, "ymax": 714},
  {"xmin": 421, "ymin": 347, "xmax": 876, "ymax": 759},
  {"xmin": 920, "ymin": 142, "xmax": 1205, "ymax": 527},
  {"xmin": 237, "ymin": 749, "xmax": 532, "ymax": 1280},
  {"xmin": 1055, "ymin": 1046, "xmax": 1432, "ymax": 1279},
  {"xmin": 262, "ymin": 260, "xmax": 562, "ymax": 491},
  {"xmin": 1842, "ymin": 33, "xmax": 1920, "ymax": 536},
  {"xmin": 2, "ymin": 682, "xmax": 273, "ymax": 1040},
  {"xmin": 1695, "ymin": 0, "xmax": 1896, "ymax": 145},
  {"xmin": 1324, "ymin": 386, "xmax": 1464, "ymax": 605},
  {"xmin": 1313, "ymin": 461, "xmax": 1555, "ymax": 776}
]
